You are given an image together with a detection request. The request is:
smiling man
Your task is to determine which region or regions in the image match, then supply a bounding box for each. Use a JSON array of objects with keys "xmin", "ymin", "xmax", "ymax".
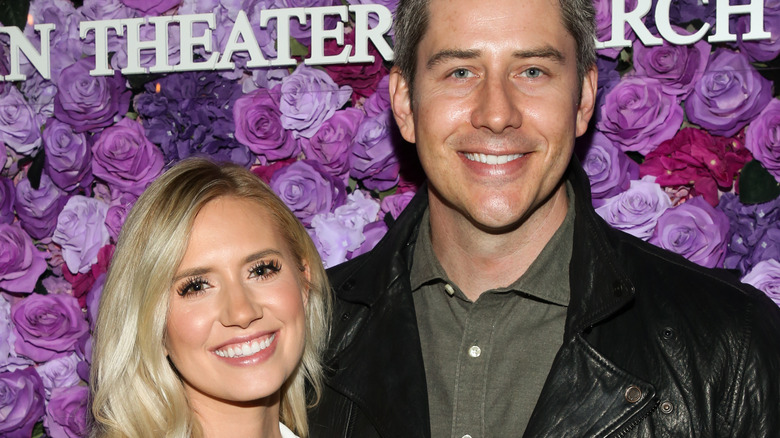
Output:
[{"xmin": 307, "ymin": 0, "xmax": 780, "ymax": 436}]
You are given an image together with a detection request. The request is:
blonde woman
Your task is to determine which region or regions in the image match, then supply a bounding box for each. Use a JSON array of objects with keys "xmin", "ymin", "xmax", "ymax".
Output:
[{"xmin": 90, "ymin": 158, "xmax": 331, "ymax": 438}]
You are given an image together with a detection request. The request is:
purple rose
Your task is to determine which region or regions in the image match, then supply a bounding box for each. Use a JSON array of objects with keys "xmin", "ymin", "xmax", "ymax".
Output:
[
  {"xmin": 120, "ymin": 0, "xmax": 180, "ymax": 14},
  {"xmin": 35, "ymin": 354, "xmax": 82, "ymax": 398},
  {"xmin": 44, "ymin": 385, "xmax": 88, "ymax": 438},
  {"xmin": 75, "ymin": 333, "xmax": 92, "ymax": 383},
  {"xmin": 233, "ymin": 85, "xmax": 300, "ymax": 162},
  {"xmin": 350, "ymin": 110, "xmax": 401, "ymax": 191},
  {"xmin": 86, "ymin": 273, "xmax": 106, "ymax": 332},
  {"xmin": 380, "ymin": 190, "xmax": 415, "ymax": 220},
  {"xmin": 310, "ymin": 190, "xmax": 380, "ymax": 267},
  {"xmin": 270, "ymin": 160, "xmax": 347, "ymax": 226},
  {"xmin": 745, "ymin": 99, "xmax": 780, "ymax": 183},
  {"xmin": 279, "ymin": 64, "xmax": 352, "ymax": 138},
  {"xmin": 0, "ymin": 223, "xmax": 48, "ymax": 294},
  {"xmin": 92, "ymin": 117, "xmax": 165, "ymax": 196},
  {"xmin": 14, "ymin": 173, "xmax": 68, "ymax": 240},
  {"xmin": 597, "ymin": 77, "xmax": 683, "ymax": 155},
  {"xmin": 686, "ymin": 49, "xmax": 772, "ymax": 137},
  {"xmin": 649, "ymin": 196, "xmax": 730, "ymax": 268},
  {"xmin": 105, "ymin": 192, "xmax": 138, "ymax": 242},
  {"xmin": 20, "ymin": 75, "xmax": 58, "ymax": 120},
  {"xmin": 53, "ymin": 56, "xmax": 132, "ymax": 133},
  {"xmin": 578, "ymin": 131, "xmax": 639, "ymax": 205},
  {"xmin": 301, "ymin": 108, "xmax": 364, "ymax": 180},
  {"xmin": 736, "ymin": 0, "xmax": 780, "ymax": 62},
  {"xmin": 631, "ymin": 30, "xmax": 709, "ymax": 98},
  {"xmin": 348, "ymin": 220, "xmax": 389, "ymax": 259},
  {"xmin": 596, "ymin": 177, "xmax": 672, "ymax": 240},
  {"xmin": 668, "ymin": 0, "xmax": 716, "ymax": 26},
  {"xmin": 363, "ymin": 74, "xmax": 391, "ymax": 117},
  {"xmin": 111, "ymin": 20, "xmax": 181, "ymax": 73},
  {"xmin": 0, "ymin": 87, "xmax": 44, "ymax": 156},
  {"xmin": 0, "ymin": 177, "xmax": 15, "ymax": 225},
  {"xmin": 741, "ymin": 259, "xmax": 780, "ymax": 306},
  {"xmin": 24, "ymin": 0, "xmax": 81, "ymax": 81},
  {"xmin": 0, "ymin": 367, "xmax": 45, "ymax": 438},
  {"xmin": 719, "ymin": 193, "xmax": 780, "ymax": 273},
  {"xmin": 43, "ymin": 119, "xmax": 93, "ymax": 192},
  {"xmin": 53, "ymin": 196, "xmax": 110, "ymax": 275},
  {"xmin": 11, "ymin": 293, "xmax": 89, "ymax": 363},
  {"xmin": 280, "ymin": 0, "xmax": 340, "ymax": 44}
]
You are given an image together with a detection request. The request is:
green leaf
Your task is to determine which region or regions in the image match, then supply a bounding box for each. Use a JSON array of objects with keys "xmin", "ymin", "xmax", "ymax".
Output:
[
  {"xmin": 31, "ymin": 420, "xmax": 45, "ymax": 438},
  {"xmin": 289, "ymin": 37, "xmax": 309, "ymax": 60},
  {"xmin": 739, "ymin": 160, "xmax": 780, "ymax": 204},
  {"xmin": 0, "ymin": 0, "xmax": 30, "ymax": 29}
]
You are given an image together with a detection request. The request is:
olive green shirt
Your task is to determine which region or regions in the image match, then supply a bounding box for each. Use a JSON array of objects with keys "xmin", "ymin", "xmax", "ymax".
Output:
[{"xmin": 410, "ymin": 184, "xmax": 575, "ymax": 438}]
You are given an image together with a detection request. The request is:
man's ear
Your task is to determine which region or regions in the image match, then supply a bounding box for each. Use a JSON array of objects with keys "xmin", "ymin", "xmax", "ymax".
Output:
[
  {"xmin": 389, "ymin": 66, "xmax": 416, "ymax": 144},
  {"xmin": 575, "ymin": 65, "xmax": 598, "ymax": 137}
]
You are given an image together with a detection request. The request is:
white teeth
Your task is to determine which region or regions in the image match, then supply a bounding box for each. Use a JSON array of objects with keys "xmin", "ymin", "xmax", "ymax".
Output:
[
  {"xmin": 215, "ymin": 333, "xmax": 276, "ymax": 358},
  {"xmin": 464, "ymin": 153, "xmax": 524, "ymax": 165}
]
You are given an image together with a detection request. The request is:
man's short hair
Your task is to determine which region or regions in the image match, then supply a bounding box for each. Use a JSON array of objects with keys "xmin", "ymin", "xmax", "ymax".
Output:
[{"xmin": 393, "ymin": 0, "xmax": 597, "ymax": 98}]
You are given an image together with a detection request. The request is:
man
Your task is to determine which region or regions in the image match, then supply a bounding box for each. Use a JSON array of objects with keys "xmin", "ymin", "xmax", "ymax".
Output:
[{"xmin": 308, "ymin": 0, "xmax": 780, "ymax": 435}]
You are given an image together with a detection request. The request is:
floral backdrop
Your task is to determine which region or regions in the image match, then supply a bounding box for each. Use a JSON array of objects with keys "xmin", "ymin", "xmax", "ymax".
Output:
[{"xmin": 0, "ymin": 0, "xmax": 779, "ymax": 436}]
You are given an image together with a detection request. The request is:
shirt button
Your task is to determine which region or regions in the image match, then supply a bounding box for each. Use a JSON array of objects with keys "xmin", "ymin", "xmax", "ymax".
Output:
[
  {"xmin": 444, "ymin": 284, "xmax": 455, "ymax": 296},
  {"xmin": 468, "ymin": 345, "xmax": 481, "ymax": 358}
]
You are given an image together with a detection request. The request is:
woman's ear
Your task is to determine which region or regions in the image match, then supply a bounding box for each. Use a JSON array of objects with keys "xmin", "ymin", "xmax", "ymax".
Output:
[{"xmin": 300, "ymin": 260, "xmax": 311, "ymax": 306}]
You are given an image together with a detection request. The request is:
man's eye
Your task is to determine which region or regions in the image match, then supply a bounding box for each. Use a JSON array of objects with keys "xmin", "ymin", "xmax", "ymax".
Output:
[
  {"xmin": 522, "ymin": 67, "xmax": 544, "ymax": 79},
  {"xmin": 451, "ymin": 68, "xmax": 474, "ymax": 79}
]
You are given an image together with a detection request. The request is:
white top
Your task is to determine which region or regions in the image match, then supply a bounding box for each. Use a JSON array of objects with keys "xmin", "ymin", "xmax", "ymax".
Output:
[{"xmin": 280, "ymin": 422, "xmax": 299, "ymax": 438}]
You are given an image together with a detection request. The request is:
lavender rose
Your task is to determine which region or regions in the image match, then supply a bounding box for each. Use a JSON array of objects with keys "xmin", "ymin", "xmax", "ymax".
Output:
[
  {"xmin": 233, "ymin": 85, "xmax": 300, "ymax": 162},
  {"xmin": 310, "ymin": 190, "xmax": 380, "ymax": 267},
  {"xmin": 53, "ymin": 196, "xmax": 110, "ymax": 275},
  {"xmin": 301, "ymin": 107, "xmax": 364, "ymax": 180},
  {"xmin": 686, "ymin": 49, "xmax": 772, "ymax": 137},
  {"xmin": 270, "ymin": 160, "xmax": 348, "ymax": 226},
  {"xmin": 350, "ymin": 109, "xmax": 401, "ymax": 191},
  {"xmin": 380, "ymin": 190, "xmax": 416, "ymax": 220},
  {"xmin": 631, "ymin": 30, "xmax": 709, "ymax": 98},
  {"xmin": 596, "ymin": 177, "xmax": 672, "ymax": 240},
  {"xmin": 0, "ymin": 176, "xmax": 15, "ymax": 225},
  {"xmin": 0, "ymin": 87, "xmax": 44, "ymax": 156},
  {"xmin": 578, "ymin": 131, "xmax": 639, "ymax": 205},
  {"xmin": 35, "ymin": 354, "xmax": 82, "ymax": 398},
  {"xmin": 649, "ymin": 196, "xmax": 730, "ymax": 268},
  {"xmin": 44, "ymin": 385, "xmax": 89, "ymax": 438},
  {"xmin": 0, "ymin": 367, "xmax": 45, "ymax": 438},
  {"xmin": 749, "ymin": 227, "xmax": 780, "ymax": 270},
  {"xmin": 14, "ymin": 173, "xmax": 68, "ymax": 240},
  {"xmin": 11, "ymin": 293, "xmax": 89, "ymax": 363},
  {"xmin": 745, "ymin": 99, "xmax": 780, "ymax": 183},
  {"xmin": 53, "ymin": 56, "xmax": 131, "ymax": 133},
  {"xmin": 363, "ymin": 74, "xmax": 391, "ymax": 117},
  {"xmin": 92, "ymin": 117, "xmax": 165, "ymax": 196},
  {"xmin": 741, "ymin": 259, "xmax": 780, "ymax": 306},
  {"xmin": 279, "ymin": 64, "xmax": 352, "ymax": 138},
  {"xmin": 348, "ymin": 220, "xmax": 389, "ymax": 259},
  {"xmin": 736, "ymin": 0, "xmax": 780, "ymax": 62},
  {"xmin": 43, "ymin": 119, "xmax": 93, "ymax": 192},
  {"xmin": 106, "ymin": 192, "xmax": 138, "ymax": 242},
  {"xmin": 0, "ymin": 223, "xmax": 48, "ymax": 294},
  {"xmin": 597, "ymin": 77, "xmax": 683, "ymax": 155}
]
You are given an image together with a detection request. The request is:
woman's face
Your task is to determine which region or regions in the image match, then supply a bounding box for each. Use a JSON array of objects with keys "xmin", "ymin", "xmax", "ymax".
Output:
[{"xmin": 165, "ymin": 196, "xmax": 308, "ymax": 408}]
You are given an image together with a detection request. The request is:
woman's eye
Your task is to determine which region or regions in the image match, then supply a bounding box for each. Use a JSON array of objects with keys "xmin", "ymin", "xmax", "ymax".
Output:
[
  {"xmin": 451, "ymin": 68, "xmax": 474, "ymax": 79},
  {"xmin": 178, "ymin": 277, "xmax": 210, "ymax": 297},
  {"xmin": 522, "ymin": 67, "xmax": 544, "ymax": 79},
  {"xmin": 249, "ymin": 260, "xmax": 282, "ymax": 279}
]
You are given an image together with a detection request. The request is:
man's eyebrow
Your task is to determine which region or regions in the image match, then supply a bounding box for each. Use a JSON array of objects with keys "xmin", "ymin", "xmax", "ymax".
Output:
[
  {"xmin": 426, "ymin": 49, "xmax": 481, "ymax": 69},
  {"xmin": 512, "ymin": 47, "xmax": 566, "ymax": 63}
]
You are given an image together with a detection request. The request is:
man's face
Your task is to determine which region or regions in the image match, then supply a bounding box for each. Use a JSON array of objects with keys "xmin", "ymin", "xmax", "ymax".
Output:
[{"xmin": 390, "ymin": 0, "xmax": 597, "ymax": 232}]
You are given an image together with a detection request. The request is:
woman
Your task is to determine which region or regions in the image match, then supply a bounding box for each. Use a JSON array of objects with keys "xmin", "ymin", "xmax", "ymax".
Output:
[{"xmin": 90, "ymin": 158, "xmax": 331, "ymax": 438}]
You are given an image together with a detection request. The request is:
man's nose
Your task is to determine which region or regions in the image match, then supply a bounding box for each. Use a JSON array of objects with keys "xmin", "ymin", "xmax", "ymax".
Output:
[
  {"xmin": 219, "ymin": 282, "xmax": 262, "ymax": 329},
  {"xmin": 470, "ymin": 73, "xmax": 523, "ymax": 133}
]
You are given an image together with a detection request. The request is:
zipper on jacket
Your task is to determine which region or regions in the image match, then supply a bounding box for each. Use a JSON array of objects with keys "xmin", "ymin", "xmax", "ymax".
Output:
[{"xmin": 611, "ymin": 399, "xmax": 660, "ymax": 438}]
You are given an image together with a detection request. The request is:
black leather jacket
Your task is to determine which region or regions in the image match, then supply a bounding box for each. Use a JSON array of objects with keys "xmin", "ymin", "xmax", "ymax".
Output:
[{"xmin": 308, "ymin": 159, "xmax": 780, "ymax": 437}]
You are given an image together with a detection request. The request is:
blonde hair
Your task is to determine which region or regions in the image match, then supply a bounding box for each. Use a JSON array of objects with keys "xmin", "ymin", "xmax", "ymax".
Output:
[{"xmin": 90, "ymin": 158, "xmax": 331, "ymax": 438}]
